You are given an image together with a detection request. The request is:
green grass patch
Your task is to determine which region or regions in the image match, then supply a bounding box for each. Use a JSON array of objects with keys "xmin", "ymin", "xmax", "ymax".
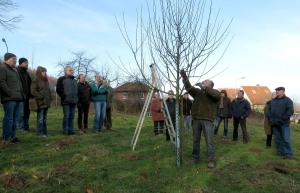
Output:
[{"xmin": 0, "ymin": 107, "xmax": 299, "ymax": 193}]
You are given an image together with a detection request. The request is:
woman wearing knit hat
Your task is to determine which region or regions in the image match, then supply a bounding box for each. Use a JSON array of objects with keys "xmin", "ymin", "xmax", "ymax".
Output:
[{"xmin": 214, "ymin": 90, "xmax": 232, "ymax": 138}]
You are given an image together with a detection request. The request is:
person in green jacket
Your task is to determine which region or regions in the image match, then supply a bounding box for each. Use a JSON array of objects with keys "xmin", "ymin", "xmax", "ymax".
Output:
[
  {"xmin": 180, "ymin": 69, "xmax": 220, "ymax": 168},
  {"xmin": 91, "ymin": 74, "xmax": 107, "ymax": 132}
]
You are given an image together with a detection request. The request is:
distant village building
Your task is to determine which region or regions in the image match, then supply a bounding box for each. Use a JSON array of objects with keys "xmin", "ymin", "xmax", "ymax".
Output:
[
  {"xmin": 218, "ymin": 85, "xmax": 272, "ymax": 112},
  {"xmin": 113, "ymin": 81, "xmax": 150, "ymax": 114}
]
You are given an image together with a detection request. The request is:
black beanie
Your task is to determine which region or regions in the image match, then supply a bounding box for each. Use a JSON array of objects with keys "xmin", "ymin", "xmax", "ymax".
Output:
[
  {"xmin": 19, "ymin": 57, "xmax": 28, "ymax": 65},
  {"xmin": 4, "ymin": 52, "xmax": 16, "ymax": 61}
]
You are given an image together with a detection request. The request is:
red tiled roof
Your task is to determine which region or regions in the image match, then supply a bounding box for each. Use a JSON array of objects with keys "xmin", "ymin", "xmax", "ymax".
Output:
[
  {"xmin": 218, "ymin": 88, "xmax": 236, "ymax": 100},
  {"xmin": 114, "ymin": 82, "xmax": 150, "ymax": 92},
  {"xmin": 241, "ymin": 85, "xmax": 271, "ymax": 105}
]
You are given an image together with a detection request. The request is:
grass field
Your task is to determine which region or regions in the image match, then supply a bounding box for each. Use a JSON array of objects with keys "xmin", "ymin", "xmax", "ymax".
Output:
[{"xmin": 0, "ymin": 107, "xmax": 299, "ymax": 193}]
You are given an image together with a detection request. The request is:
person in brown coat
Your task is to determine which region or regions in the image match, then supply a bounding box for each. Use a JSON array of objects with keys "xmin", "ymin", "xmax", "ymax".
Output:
[
  {"xmin": 150, "ymin": 93, "xmax": 164, "ymax": 135},
  {"xmin": 30, "ymin": 66, "xmax": 52, "ymax": 137},
  {"xmin": 263, "ymin": 92, "xmax": 276, "ymax": 148}
]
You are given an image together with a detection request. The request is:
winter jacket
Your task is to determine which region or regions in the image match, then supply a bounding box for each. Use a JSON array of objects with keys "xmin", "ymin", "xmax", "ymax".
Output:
[
  {"xmin": 77, "ymin": 81, "xmax": 92, "ymax": 105},
  {"xmin": 182, "ymin": 76, "xmax": 220, "ymax": 121},
  {"xmin": 56, "ymin": 75, "xmax": 78, "ymax": 105},
  {"xmin": 216, "ymin": 97, "xmax": 231, "ymax": 118},
  {"xmin": 230, "ymin": 98, "xmax": 251, "ymax": 119},
  {"xmin": 17, "ymin": 66, "xmax": 32, "ymax": 99},
  {"xmin": 182, "ymin": 98, "xmax": 192, "ymax": 116},
  {"xmin": 0, "ymin": 63, "xmax": 25, "ymax": 103},
  {"xmin": 165, "ymin": 98, "xmax": 176, "ymax": 120},
  {"xmin": 31, "ymin": 66, "xmax": 51, "ymax": 110},
  {"xmin": 91, "ymin": 81, "xmax": 107, "ymax": 101},
  {"xmin": 151, "ymin": 98, "xmax": 164, "ymax": 121},
  {"xmin": 267, "ymin": 95, "xmax": 294, "ymax": 127},
  {"xmin": 106, "ymin": 86, "xmax": 114, "ymax": 109}
]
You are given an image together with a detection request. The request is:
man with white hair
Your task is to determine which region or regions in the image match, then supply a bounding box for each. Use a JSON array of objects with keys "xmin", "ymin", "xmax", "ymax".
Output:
[{"xmin": 56, "ymin": 65, "xmax": 78, "ymax": 135}]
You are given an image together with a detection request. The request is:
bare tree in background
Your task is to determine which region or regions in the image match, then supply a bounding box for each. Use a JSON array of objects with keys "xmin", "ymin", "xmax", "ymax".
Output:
[
  {"xmin": 56, "ymin": 51, "xmax": 97, "ymax": 80},
  {"xmin": 0, "ymin": 0, "xmax": 22, "ymax": 31},
  {"xmin": 116, "ymin": 0, "xmax": 232, "ymax": 166},
  {"xmin": 94, "ymin": 62, "xmax": 120, "ymax": 86}
]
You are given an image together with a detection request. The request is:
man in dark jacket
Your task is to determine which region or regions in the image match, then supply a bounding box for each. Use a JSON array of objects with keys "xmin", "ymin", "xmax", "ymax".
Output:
[
  {"xmin": 230, "ymin": 90, "xmax": 251, "ymax": 143},
  {"xmin": 104, "ymin": 81, "xmax": 114, "ymax": 130},
  {"xmin": 56, "ymin": 65, "xmax": 78, "ymax": 135},
  {"xmin": 181, "ymin": 70, "xmax": 220, "ymax": 168},
  {"xmin": 77, "ymin": 74, "xmax": 92, "ymax": 133},
  {"xmin": 182, "ymin": 92, "xmax": 192, "ymax": 134},
  {"xmin": 17, "ymin": 57, "xmax": 32, "ymax": 131},
  {"xmin": 267, "ymin": 87, "xmax": 294, "ymax": 159},
  {"xmin": 165, "ymin": 90, "xmax": 176, "ymax": 141},
  {"xmin": 0, "ymin": 53, "xmax": 25, "ymax": 142},
  {"xmin": 214, "ymin": 90, "xmax": 231, "ymax": 137}
]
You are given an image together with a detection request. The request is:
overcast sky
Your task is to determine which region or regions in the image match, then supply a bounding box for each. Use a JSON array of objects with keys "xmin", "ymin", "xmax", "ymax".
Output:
[{"xmin": 1, "ymin": 0, "xmax": 300, "ymax": 101}]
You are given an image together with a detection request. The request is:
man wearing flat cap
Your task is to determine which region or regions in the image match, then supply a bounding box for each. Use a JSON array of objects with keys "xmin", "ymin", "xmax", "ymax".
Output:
[
  {"xmin": 267, "ymin": 86, "xmax": 294, "ymax": 159},
  {"xmin": 17, "ymin": 57, "xmax": 32, "ymax": 131},
  {"xmin": 0, "ymin": 53, "xmax": 25, "ymax": 143}
]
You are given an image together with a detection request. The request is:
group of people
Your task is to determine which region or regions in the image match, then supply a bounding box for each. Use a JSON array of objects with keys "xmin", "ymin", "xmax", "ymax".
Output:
[
  {"xmin": 150, "ymin": 69, "xmax": 294, "ymax": 168},
  {"xmin": 0, "ymin": 52, "xmax": 114, "ymax": 143}
]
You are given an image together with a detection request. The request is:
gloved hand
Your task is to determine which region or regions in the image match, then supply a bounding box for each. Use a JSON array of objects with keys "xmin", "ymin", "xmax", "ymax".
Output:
[{"xmin": 180, "ymin": 69, "xmax": 187, "ymax": 78}]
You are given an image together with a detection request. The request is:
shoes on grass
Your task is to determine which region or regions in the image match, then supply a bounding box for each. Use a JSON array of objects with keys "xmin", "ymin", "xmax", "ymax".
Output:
[{"xmin": 208, "ymin": 161, "xmax": 215, "ymax": 168}]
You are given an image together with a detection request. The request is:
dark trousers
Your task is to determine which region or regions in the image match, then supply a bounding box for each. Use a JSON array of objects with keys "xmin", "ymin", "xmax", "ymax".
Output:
[
  {"xmin": 214, "ymin": 117, "xmax": 228, "ymax": 137},
  {"xmin": 153, "ymin": 120, "xmax": 164, "ymax": 135},
  {"xmin": 104, "ymin": 108, "xmax": 112, "ymax": 129},
  {"xmin": 192, "ymin": 119, "xmax": 215, "ymax": 161},
  {"xmin": 18, "ymin": 99, "xmax": 30, "ymax": 130},
  {"xmin": 166, "ymin": 118, "xmax": 175, "ymax": 141},
  {"xmin": 77, "ymin": 103, "xmax": 90, "ymax": 129},
  {"xmin": 233, "ymin": 117, "xmax": 248, "ymax": 142}
]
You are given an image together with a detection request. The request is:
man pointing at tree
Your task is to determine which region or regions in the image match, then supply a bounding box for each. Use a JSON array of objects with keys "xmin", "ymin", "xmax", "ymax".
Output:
[{"xmin": 181, "ymin": 69, "xmax": 220, "ymax": 168}]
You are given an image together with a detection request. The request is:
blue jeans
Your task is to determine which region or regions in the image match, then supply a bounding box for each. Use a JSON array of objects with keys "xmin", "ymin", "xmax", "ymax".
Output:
[
  {"xmin": 192, "ymin": 119, "xmax": 215, "ymax": 161},
  {"xmin": 184, "ymin": 115, "xmax": 191, "ymax": 133},
  {"xmin": 2, "ymin": 101, "xmax": 22, "ymax": 141},
  {"xmin": 62, "ymin": 104, "xmax": 76, "ymax": 133},
  {"xmin": 214, "ymin": 117, "xmax": 228, "ymax": 136},
  {"xmin": 93, "ymin": 101, "xmax": 106, "ymax": 131},
  {"xmin": 273, "ymin": 125, "xmax": 293, "ymax": 158},
  {"xmin": 37, "ymin": 108, "xmax": 48, "ymax": 135},
  {"xmin": 17, "ymin": 100, "xmax": 30, "ymax": 130}
]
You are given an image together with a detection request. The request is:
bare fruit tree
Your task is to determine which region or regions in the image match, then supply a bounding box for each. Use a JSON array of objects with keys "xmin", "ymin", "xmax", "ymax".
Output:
[
  {"xmin": 0, "ymin": 0, "xmax": 22, "ymax": 31},
  {"xmin": 116, "ymin": 0, "xmax": 232, "ymax": 166},
  {"xmin": 56, "ymin": 51, "xmax": 97, "ymax": 80}
]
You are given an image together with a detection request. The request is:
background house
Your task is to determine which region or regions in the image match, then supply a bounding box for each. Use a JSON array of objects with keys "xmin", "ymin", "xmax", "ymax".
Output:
[
  {"xmin": 241, "ymin": 85, "xmax": 272, "ymax": 111},
  {"xmin": 113, "ymin": 81, "xmax": 150, "ymax": 114},
  {"xmin": 219, "ymin": 85, "xmax": 272, "ymax": 112}
]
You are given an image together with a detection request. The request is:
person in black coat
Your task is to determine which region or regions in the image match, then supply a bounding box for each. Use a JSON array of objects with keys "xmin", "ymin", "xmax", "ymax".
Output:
[
  {"xmin": 104, "ymin": 81, "xmax": 114, "ymax": 130},
  {"xmin": 267, "ymin": 87, "xmax": 294, "ymax": 159},
  {"xmin": 214, "ymin": 90, "xmax": 231, "ymax": 137},
  {"xmin": 165, "ymin": 90, "xmax": 176, "ymax": 141},
  {"xmin": 230, "ymin": 90, "xmax": 251, "ymax": 143},
  {"xmin": 182, "ymin": 92, "xmax": 192, "ymax": 134},
  {"xmin": 17, "ymin": 57, "xmax": 32, "ymax": 131},
  {"xmin": 77, "ymin": 74, "xmax": 92, "ymax": 133},
  {"xmin": 56, "ymin": 66, "xmax": 78, "ymax": 135}
]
